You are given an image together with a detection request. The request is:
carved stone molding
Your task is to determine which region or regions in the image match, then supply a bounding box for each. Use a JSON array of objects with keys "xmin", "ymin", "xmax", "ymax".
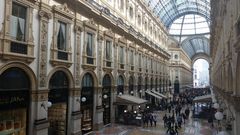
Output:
[
  {"xmin": 69, "ymin": 88, "xmax": 81, "ymax": 97},
  {"xmin": 38, "ymin": 7, "xmax": 52, "ymax": 88},
  {"xmin": 74, "ymin": 20, "xmax": 83, "ymax": 34},
  {"xmin": 117, "ymin": 37, "xmax": 127, "ymax": 45},
  {"xmin": 52, "ymin": 3, "xmax": 74, "ymax": 20},
  {"xmin": 31, "ymin": 90, "xmax": 49, "ymax": 102},
  {"xmin": 83, "ymin": 18, "xmax": 98, "ymax": 31},
  {"xmin": 82, "ymin": 64, "xmax": 97, "ymax": 70},
  {"xmin": 104, "ymin": 29, "xmax": 114, "ymax": 39},
  {"xmin": 74, "ymin": 21, "xmax": 82, "ymax": 86}
]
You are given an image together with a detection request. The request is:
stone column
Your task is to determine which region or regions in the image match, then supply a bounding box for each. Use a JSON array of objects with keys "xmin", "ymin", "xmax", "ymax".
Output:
[
  {"xmin": 33, "ymin": 3, "xmax": 52, "ymax": 135},
  {"xmin": 69, "ymin": 88, "xmax": 81, "ymax": 135},
  {"xmin": 93, "ymin": 34, "xmax": 104, "ymax": 130}
]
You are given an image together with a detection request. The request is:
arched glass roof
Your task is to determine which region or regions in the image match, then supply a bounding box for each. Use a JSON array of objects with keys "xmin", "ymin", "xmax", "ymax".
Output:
[
  {"xmin": 144, "ymin": 0, "xmax": 211, "ymax": 60},
  {"xmin": 144, "ymin": 0, "xmax": 210, "ymax": 28},
  {"xmin": 169, "ymin": 14, "xmax": 210, "ymax": 36},
  {"xmin": 181, "ymin": 36, "xmax": 210, "ymax": 59}
]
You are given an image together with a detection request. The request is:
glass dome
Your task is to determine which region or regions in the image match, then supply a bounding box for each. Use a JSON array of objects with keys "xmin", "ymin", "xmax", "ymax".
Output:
[{"xmin": 169, "ymin": 14, "xmax": 210, "ymax": 36}]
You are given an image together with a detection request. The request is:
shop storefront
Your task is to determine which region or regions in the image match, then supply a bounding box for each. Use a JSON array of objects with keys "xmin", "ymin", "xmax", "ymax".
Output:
[
  {"xmin": 145, "ymin": 77, "xmax": 149, "ymax": 100},
  {"xmin": 0, "ymin": 67, "xmax": 30, "ymax": 135},
  {"xmin": 81, "ymin": 73, "xmax": 94, "ymax": 134},
  {"xmin": 48, "ymin": 71, "xmax": 69, "ymax": 135},
  {"xmin": 137, "ymin": 76, "xmax": 142, "ymax": 98},
  {"xmin": 102, "ymin": 74, "xmax": 111, "ymax": 125},
  {"xmin": 150, "ymin": 78, "xmax": 156, "ymax": 105},
  {"xmin": 116, "ymin": 75, "xmax": 126, "ymax": 123}
]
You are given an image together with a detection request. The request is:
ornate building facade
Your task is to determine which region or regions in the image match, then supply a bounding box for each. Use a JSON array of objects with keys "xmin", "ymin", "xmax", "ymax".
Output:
[
  {"xmin": 168, "ymin": 39, "xmax": 192, "ymax": 93},
  {"xmin": 0, "ymin": 0, "xmax": 170, "ymax": 135},
  {"xmin": 211, "ymin": 0, "xmax": 240, "ymax": 134}
]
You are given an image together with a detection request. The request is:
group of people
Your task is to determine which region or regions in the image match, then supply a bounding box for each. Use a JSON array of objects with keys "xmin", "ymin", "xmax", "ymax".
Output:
[
  {"xmin": 142, "ymin": 112, "xmax": 157, "ymax": 127},
  {"xmin": 121, "ymin": 88, "xmax": 212, "ymax": 135}
]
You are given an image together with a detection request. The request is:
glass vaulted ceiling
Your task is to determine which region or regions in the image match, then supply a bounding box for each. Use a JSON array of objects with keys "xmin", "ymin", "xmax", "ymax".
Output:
[
  {"xmin": 145, "ymin": 0, "xmax": 210, "ymax": 29},
  {"xmin": 144, "ymin": 0, "xmax": 211, "ymax": 59}
]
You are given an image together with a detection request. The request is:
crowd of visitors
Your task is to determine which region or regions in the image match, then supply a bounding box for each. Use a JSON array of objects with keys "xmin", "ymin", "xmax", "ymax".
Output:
[{"xmin": 119, "ymin": 88, "xmax": 212, "ymax": 135}]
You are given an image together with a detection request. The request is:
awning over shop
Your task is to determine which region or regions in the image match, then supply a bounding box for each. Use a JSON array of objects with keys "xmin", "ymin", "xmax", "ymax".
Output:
[
  {"xmin": 145, "ymin": 90, "xmax": 163, "ymax": 100},
  {"xmin": 115, "ymin": 95, "xmax": 148, "ymax": 105},
  {"xmin": 193, "ymin": 94, "xmax": 212, "ymax": 103},
  {"xmin": 151, "ymin": 90, "xmax": 167, "ymax": 98}
]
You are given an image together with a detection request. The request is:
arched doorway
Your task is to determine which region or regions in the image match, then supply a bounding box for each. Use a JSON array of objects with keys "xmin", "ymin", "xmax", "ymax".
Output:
[
  {"xmin": 81, "ymin": 73, "xmax": 94, "ymax": 134},
  {"xmin": 145, "ymin": 77, "xmax": 149, "ymax": 100},
  {"xmin": 155, "ymin": 78, "xmax": 158, "ymax": 91},
  {"xmin": 102, "ymin": 74, "xmax": 111, "ymax": 125},
  {"xmin": 160, "ymin": 79, "xmax": 162, "ymax": 93},
  {"xmin": 193, "ymin": 59, "xmax": 209, "ymax": 88},
  {"xmin": 116, "ymin": 75, "xmax": 126, "ymax": 123},
  {"xmin": 117, "ymin": 75, "xmax": 124, "ymax": 95},
  {"xmin": 128, "ymin": 76, "xmax": 134, "ymax": 95},
  {"xmin": 174, "ymin": 79, "xmax": 180, "ymax": 94},
  {"xmin": 48, "ymin": 71, "xmax": 69, "ymax": 135},
  {"xmin": 138, "ymin": 76, "xmax": 142, "ymax": 98},
  {"xmin": 150, "ymin": 78, "xmax": 155, "ymax": 105},
  {"xmin": 0, "ymin": 67, "xmax": 30, "ymax": 135}
]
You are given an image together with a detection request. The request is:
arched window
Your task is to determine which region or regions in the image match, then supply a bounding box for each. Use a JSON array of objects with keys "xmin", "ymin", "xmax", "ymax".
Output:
[
  {"xmin": 128, "ymin": 76, "xmax": 134, "ymax": 95},
  {"xmin": 174, "ymin": 54, "xmax": 178, "ymax": 59},
  {"xmin": 119, "ymin": 0, "xmax": 124, "ymax": 10},
  {"xmin": 0, "ymin": 67, "xmax": 30, "ymax": 90},
  {"xmin": 118, "ymin": 75, "xmax": 124, "ymax": 86},
  {"xmin": 117, "ymin": 75, "xmax": 124, "ymax": 95},
  {"xmin": 149, "ymin": 26, "xmax": 152, "ymax": 35},
  {"xmin": 137, "ymin": 15, "xmax": 141, "ymax": 26},
  {"xmin": 129, "ymin": 6, "xmax": 133, "ymax": 19},
  {"xmin": 103, "ymin": 74, "xmax": 111, "ymax": 86},
  {"xmin": 82, "ymin": 73, "xmax": 94, "ymax": 87},
  {"xmin": 49, "ymin": 71, "xmax": 68, "ymax": 89},
  {"xmin": 144, "ymin": 21, "xmax": 147, "ymax": 31}
]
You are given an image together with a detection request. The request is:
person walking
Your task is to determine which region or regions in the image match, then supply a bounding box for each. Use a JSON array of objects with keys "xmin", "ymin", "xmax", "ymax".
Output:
[
  {"xmin": 163, "ymin": 114, "xmax": 168, "ymax": 128},
  {"xmin": 152, "ymin": 113, "xmax": 157, "ymax": 127},
  {"xmin": 149, "ymin": 113, "xmax": 153, "ymax": 127},
  {"xmin": 177, "ymin": 114, "xmax": 182, "ymax": 128},
  {"xmin": 185, "ymin": 108, "xmax": 190, "ymax": 119}
]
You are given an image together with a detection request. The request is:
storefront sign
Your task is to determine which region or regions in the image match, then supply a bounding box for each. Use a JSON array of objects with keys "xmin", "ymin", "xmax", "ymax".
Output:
[{"xmin": 0, "ymin": 90, "xmax": 29, "ymax": 110}]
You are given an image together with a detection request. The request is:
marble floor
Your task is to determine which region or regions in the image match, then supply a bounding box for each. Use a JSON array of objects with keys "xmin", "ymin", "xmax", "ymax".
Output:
[{"xmin": 90, "ymin": 110, "xmax": 217, "ymax": 135}]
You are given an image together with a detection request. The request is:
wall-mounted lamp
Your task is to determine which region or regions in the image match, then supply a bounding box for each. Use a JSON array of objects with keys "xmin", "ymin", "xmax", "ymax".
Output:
[
  {"xmin": 124, "ymin": 110, "xmax": 127, "ymax": 113},
  {"xmin": 213, "ymin": 103, "xmax": 220, "ymax": 109},
  {"xmin": 81, "ymin": 97, "xmax": 87, "ymax": 102},
  {"xmin": 215, "ymin": 111, "xmax": 224, "ymax": 120},
  {"xmin": 41, "ymin": 101, "xmax": 52, "ymax": 111},
  {"xmin": 103, "ymin": 94, "xmax": 108, "ymax": 99}
]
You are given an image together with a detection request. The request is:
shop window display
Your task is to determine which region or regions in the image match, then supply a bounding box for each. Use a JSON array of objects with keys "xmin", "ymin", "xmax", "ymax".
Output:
[
  {"xmin": 0, "ymin": 109, "xmax": 27, "ymax": 135},
  {"xmin": 48, "ymin": 71, "xmax": 69, "ymax": 135},
  {"xmin": 0, "ymin": 67, "xmax": 30, "ymax": 135}
]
